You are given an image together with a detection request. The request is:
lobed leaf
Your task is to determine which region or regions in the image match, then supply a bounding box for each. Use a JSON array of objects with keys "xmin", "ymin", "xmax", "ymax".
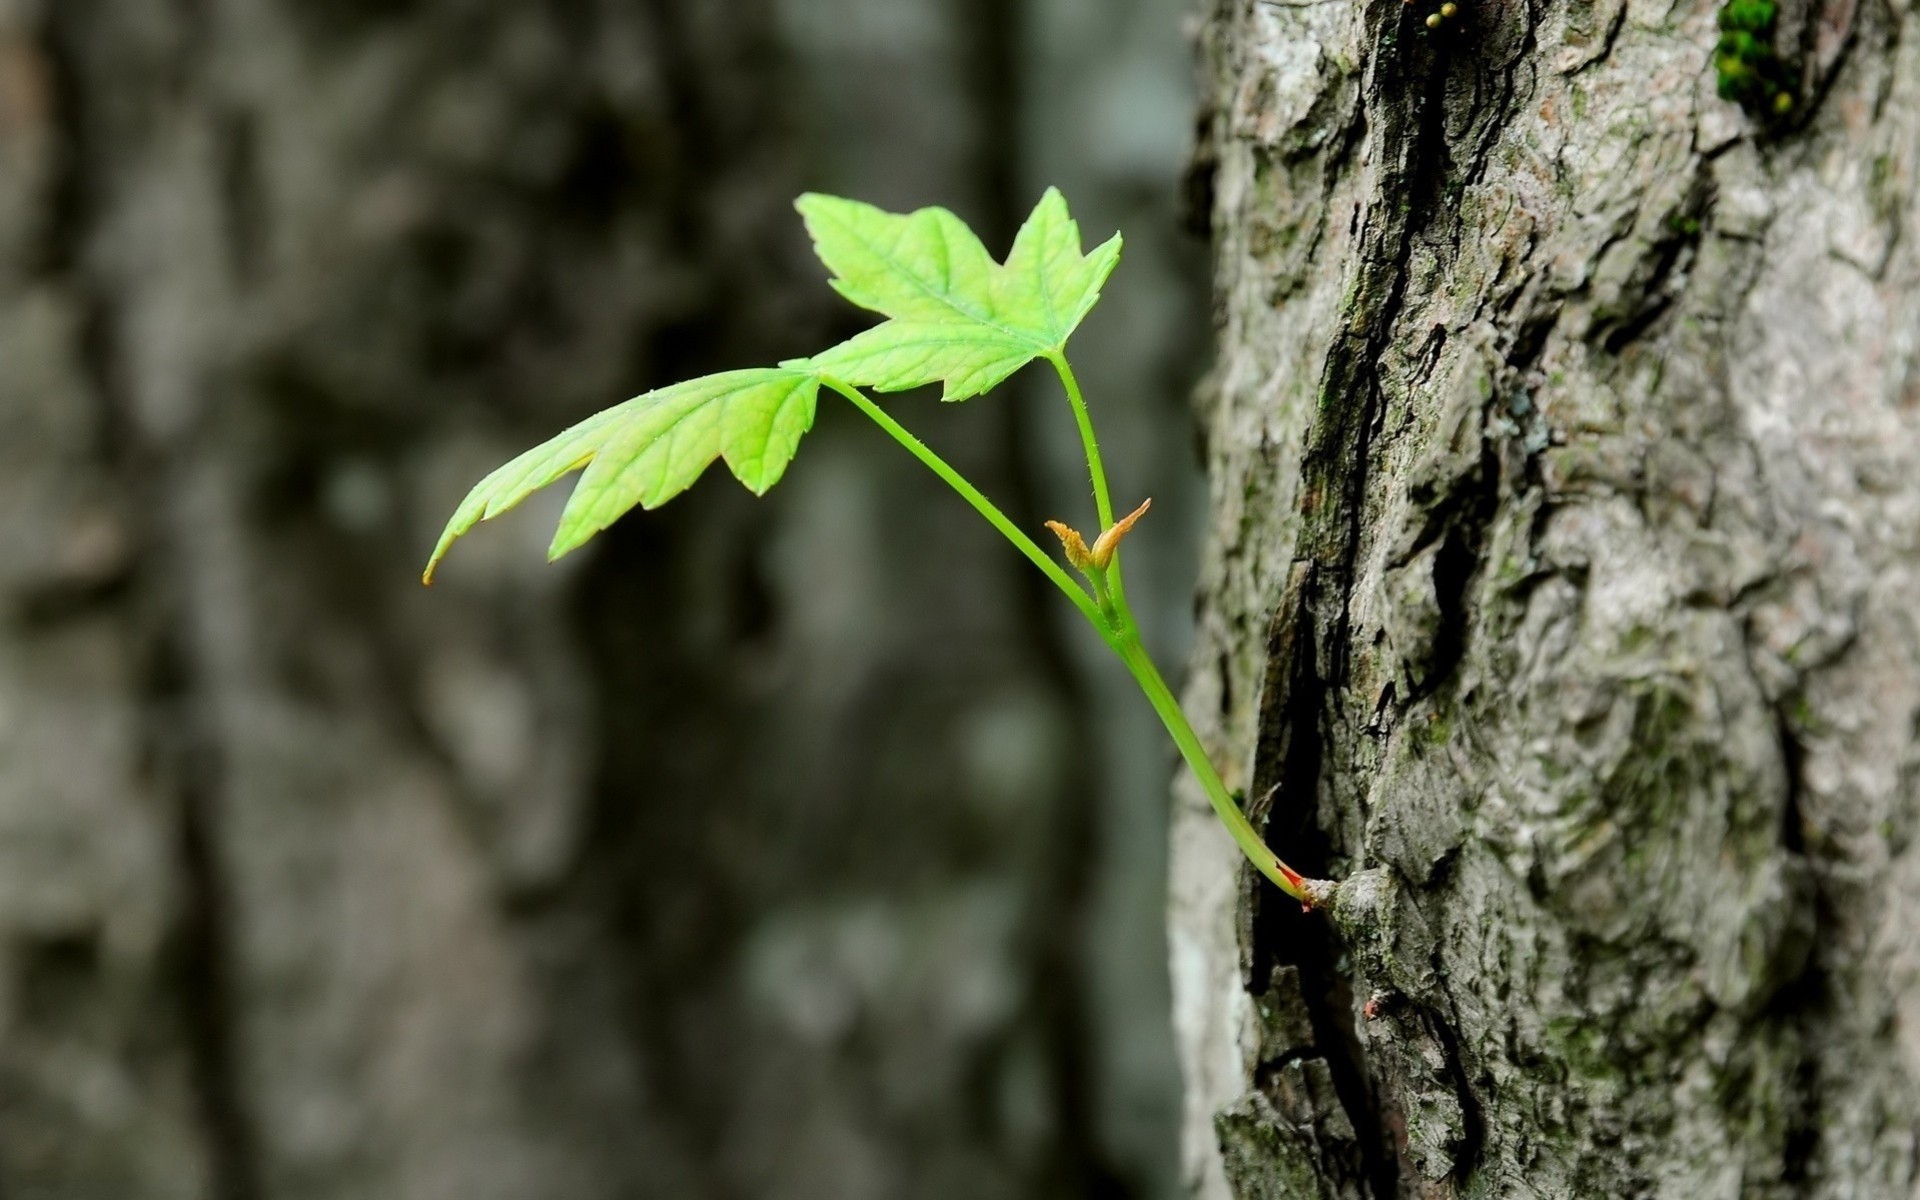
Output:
[
  {"xmin": 809, "ymin": 323, "xmax": 1036, "ymax": 402},
  {"xmin": 997, "ymin": 187, "xmax": 1124, "ymax": 344},
  {"xmin": 798, "ymin": 187, "xmax": 1121, "ymax": 401},
  {"xmin": 795, "ymin": 195, "xmax": 1006, "ymax": 328},
  {"xmin": 423, "ymin": 368, "xmax": 818, "ymax": 582},
  {"xmin": 425, "ymin": 187, "xmax": 1119, "ymax": 581}
]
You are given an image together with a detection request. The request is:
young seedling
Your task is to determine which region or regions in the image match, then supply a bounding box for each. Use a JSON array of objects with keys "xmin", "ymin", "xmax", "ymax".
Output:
[{"xmin": 423, "ymin": 189, "xmax": 1328, "ymax": 905}]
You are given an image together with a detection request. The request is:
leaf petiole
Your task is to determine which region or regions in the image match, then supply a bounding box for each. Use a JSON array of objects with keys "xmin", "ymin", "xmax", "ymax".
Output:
[
  {"xmin": 1054, "ymin": 357, "xmax": 1320, "ymax": 904},
  {"xmin": 819, "ymin": 376, "xmax": 1109, "ymax": 633},
  {"xmin": 824, "ymin": 368, "xmax": 1323, "ymax": 905},
  {"xmin": 1047, "ymin": 352, "xmax": 1134, "ymax": 618}
]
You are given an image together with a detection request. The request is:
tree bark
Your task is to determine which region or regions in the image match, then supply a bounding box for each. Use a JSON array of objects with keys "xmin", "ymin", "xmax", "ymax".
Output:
[{"xmin": 1176, "ymin": 0, "xmax": 1920, "ymax": 1195}]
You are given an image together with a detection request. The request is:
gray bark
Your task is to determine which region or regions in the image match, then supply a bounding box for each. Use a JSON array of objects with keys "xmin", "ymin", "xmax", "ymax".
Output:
[
  {"xmin": 0, "ymin": 0, "xmax": 1204, "ymax": 1197},
  {"xmin": 1176, "ymin": 0, "xmax": 1920, "ymax": 1195}
]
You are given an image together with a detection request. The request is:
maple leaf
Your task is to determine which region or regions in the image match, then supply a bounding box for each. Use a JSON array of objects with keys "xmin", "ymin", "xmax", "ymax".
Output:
[
  {"xmin": 423, "ymin": 368, "xmax": 817, "ymax": 582},
  {"xmin": 797, "ymin": 188, "xmax": 1121, "ymax": 401}
]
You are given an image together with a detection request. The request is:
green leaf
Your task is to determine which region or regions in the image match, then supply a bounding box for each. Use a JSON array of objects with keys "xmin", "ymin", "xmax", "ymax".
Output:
[
  {"xmin": 794, "ymin": 195, "xmax": 1006, "ymax": 327},
  {"xmin": 423, "ymin": 368, "xmax": 818, "ymax": 582},
  {"xmin": 997, "ymin": 187, "xmax": 1125, "ymax": 342},
  {"xmin": 808, "ymin": 323, "xmax": 1035, "ymax": 402},
  {"xmin": 797, "ymin": 187, "xmax": 1121, "ymax": 400}
]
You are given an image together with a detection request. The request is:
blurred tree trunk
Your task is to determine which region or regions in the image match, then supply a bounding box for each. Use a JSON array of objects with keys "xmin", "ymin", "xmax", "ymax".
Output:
[
  {"xmin": 1175, "ymin": 0, "xmax": 1920, "ymax": 1195},
  {"xmin": 0, "ymin": 1, "xmax": 1190, "ymax": 1197}
]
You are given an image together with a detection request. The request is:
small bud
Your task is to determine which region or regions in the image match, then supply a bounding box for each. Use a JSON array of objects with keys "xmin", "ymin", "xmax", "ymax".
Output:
[
  {"xmin": 1426, "ymin": 11, "xmax": 1444, "ymax": 26},
  {"xmin": 1045, "ymin": 520, "xmax": 1095, "ymax": 573},
  {"xmin": 1278, "ymin": 861, "xmax": 1311, "ymax": 905},
  {"xmin": 1773, "ymin": 91, "xmax": 1794, "ymax": 114},
  {"xmin": 1088, "ymin": 498, "xmax": 1152, "ymax": 569},
  {"xmin": 1440, "ymin": 3, "xmax": 1458, "ymax": 15}
]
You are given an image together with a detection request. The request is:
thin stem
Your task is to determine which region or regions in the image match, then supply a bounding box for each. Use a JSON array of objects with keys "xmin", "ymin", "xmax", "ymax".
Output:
[
  {"xmin": 1112, "ymin": 633, "xmax": 1312, "ymax": 901},
  {"xmin": 822, "ymin": 377, "xmax": 1108, "ymax": 633},
  {"xmin": 1047, "ymin": 352, "xmax": 1114, "ymax": 527},
  {"xmin": 825, "ymin": 371, "xmax": 1318, "ymax": 904},
  {"xmin": 1048, "ymin": 352, "xmax": 1132, "ymax": 615},
  {"xmin": 1058, "ymin": 352, "xmax": 1316, "ymax": 901}
]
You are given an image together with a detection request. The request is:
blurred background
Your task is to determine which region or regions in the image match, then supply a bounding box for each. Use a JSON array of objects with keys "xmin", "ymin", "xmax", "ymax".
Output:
[{"xmin": 0, "ymin": 0, "xmax": 1212, "ymax": 1196}]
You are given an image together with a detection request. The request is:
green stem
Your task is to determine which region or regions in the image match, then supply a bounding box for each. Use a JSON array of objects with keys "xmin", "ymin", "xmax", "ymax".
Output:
[
  {"xmin": 1047, "ymin": 352, "xmax": 1114, "ymax": 527},
  {"xmin": 1048, "ymin": 352, "xmax": 1132, "ymax": 616},
  {"xmin": 825, "ymin": 371, "xmax": 1317, "ymax": 905},
  {"xmin": 1054, "ymin": 353, "xmax": 1315, "ymax": 902},
  {"xmin": 1112, "ymin": 632, "xmax": 1310, "ymax": 900},
  {"xmin": 822, "ymin": 377, "xmax": 1107, "ymax": 633}
]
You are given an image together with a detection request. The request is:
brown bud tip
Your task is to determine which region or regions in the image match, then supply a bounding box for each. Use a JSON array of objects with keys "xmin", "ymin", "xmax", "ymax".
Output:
[
  {"xmin": 1426, "ymin": 10, "xmax": 1443, "ymax": 24},
  {"xmin": 1045, "ymin": 520, "xmax": 1095, "ymax": 573},
  {"xmin": 1089, "ymin": 498, "xmax": 1152, "ymax": 570}
]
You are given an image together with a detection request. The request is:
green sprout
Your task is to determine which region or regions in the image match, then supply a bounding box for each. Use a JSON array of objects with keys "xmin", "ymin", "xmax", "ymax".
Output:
[{"xmin": 423, "ymin": 189, "xmax": 1327, "ymax": 906}]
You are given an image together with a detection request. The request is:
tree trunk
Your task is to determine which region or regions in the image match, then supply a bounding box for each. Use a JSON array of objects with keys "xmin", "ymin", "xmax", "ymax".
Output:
[{"xmin": 1176, "ymin": 0, "xmax": 1920, "ymax": 1195}]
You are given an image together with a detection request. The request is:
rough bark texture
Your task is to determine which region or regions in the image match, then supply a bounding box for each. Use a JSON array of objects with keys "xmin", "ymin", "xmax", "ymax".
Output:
[
  {"xmin": 0, "ymin": 0, "xmax": 1204, "ymax": 1197},
  {"xmin": 1176, "ymin": 0, "xmax": 1920, "ymax": 1194}
]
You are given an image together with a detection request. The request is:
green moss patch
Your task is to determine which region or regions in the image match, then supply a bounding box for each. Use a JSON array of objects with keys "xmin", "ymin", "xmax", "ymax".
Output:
[{"xmin": 1714, "ymin": 0, "xmax": 1796, "ymax": 120}]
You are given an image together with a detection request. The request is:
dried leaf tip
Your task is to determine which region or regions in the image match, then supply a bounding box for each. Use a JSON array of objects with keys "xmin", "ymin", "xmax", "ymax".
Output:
[
  {"xmin": 1047, "ymin": 498, "xmax": 1151, "ymax": 577},
  {"xmin": 1089, "ymin": 498, "xmax": 1151, "ymax": 569},
  {"xmin": 1045, "ymin": 520, "xmax": 1095, "ymax": 573}
]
